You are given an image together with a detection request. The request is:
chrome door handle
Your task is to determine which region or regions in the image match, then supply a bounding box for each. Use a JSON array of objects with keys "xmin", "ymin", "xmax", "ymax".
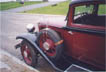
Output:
[{"xmin": 68, "ymin": 31, "xmax": 73, "ymax": 35}]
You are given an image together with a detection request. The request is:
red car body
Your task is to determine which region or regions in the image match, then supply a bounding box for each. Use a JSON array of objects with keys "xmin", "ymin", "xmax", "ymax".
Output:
[{"xmin": 38, "ymin": 0, "xmax": 105, "ymax": 70}]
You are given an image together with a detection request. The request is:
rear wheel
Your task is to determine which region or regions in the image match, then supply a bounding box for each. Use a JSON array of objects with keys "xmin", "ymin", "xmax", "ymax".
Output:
[
  {"xmin": 37, "ymin": 29, "xmax": 63, "ymax": 61},
  {"xmin": 21, "ymin": 40, "xmax": 38, "ymax": 67}
]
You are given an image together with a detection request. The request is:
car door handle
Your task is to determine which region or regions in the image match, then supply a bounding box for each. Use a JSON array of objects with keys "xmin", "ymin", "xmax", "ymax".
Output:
[{"xmin": 68, "ymin": 31, "xmax": 73, "ymax": 35}]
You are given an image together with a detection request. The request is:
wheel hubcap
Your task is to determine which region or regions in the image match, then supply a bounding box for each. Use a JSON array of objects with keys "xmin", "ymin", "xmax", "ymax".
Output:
[
  {"xmin": 21, "ymin": 45, "xmax": 32, "ymax": 65},
  {"xmin": 40, "ymin": 34, "xmax": 56, "ymax": 56},
  {"xmin": 43, "ymin": 42, "xmax": 50, "ymax": 51},
  {"xmin": 24, "ymin": 51, "xmax": 28, "ymax": 58}
]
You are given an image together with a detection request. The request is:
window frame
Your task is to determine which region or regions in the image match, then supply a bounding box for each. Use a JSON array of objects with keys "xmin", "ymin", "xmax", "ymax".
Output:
[{"xmin": 68, "ymin": 3, "xmax": 105, "ymax": 31}]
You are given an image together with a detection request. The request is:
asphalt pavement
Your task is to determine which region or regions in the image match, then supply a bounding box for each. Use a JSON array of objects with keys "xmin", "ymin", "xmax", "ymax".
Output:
[{"xmin": 0, "ymin": 12, "xmax": 65, "ymax": 72}]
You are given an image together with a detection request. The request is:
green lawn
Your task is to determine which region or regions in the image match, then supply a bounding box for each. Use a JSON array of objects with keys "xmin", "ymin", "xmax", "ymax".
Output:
[
  {"xmin": 26, "ymin": 1, "xmax": 106, "ymax": 15},
  {"xmin": 0, "ymin": 1, "xmax": 42, "ymax": 11},
  {"xmin": 26, "ymin": 1, "xmax": 70, "ymax": 15}
]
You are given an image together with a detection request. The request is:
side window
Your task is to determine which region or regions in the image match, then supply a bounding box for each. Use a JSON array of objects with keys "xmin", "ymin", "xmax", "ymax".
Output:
[
  {"xmin": 74, "ymin": 5, "xmax": 93, "ymax": 15},
  {"xmin": 73, "ymin": 4, "xmax": 94, "ymax": 25},
  {"xmin": 73, "ymin": 4, "xmax": 105, "ymax": 27},
  {"xmin": 98, "ymin": 4, "xmax": 106, "ymax": 15}
]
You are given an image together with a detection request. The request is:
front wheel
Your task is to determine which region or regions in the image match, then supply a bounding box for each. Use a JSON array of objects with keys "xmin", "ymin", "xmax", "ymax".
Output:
[
  {"xmin": 21, "ymin": 40, "xmax": 38, "ymax": 67},
  {"xmin": 37, "ymin": 29, "xmax": 63, "ymax": 61}
]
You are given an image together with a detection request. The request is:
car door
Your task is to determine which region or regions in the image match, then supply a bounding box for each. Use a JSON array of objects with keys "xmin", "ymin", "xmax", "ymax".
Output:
[{"xmin": 67, "ymin": 4, "xmax": 105, "ymax": 69}]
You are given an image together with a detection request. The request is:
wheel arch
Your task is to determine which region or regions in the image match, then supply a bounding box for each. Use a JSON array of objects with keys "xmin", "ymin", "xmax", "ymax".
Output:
[{"xmin": 16, "ymin": 33, "xmax": 38, "ymax": 51}]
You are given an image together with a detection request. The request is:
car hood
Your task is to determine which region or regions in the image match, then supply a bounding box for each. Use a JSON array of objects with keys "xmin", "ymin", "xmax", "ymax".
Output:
[{"xmin": 39, "ymin": 16, "xmax": 67, "ymax": 28}]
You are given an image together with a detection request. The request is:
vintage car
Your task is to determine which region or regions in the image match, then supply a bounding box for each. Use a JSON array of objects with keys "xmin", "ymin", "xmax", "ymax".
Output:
[{"xmin": 16, "ymin": 0, "xmax": 105, "ymax": 71}]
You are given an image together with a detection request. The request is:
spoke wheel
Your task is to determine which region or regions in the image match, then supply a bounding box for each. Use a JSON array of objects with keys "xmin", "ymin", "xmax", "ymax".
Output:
[
  {"xmin": 21, "ymin": 44, "xmax": 32, "ymax": 65},
  {"xmin": 37, "ymin": 29, "xmax": 63, "ymax": 61},
  {"xmin": 21, "ymin": 40, "xmax": 38, "ymax": 67}
]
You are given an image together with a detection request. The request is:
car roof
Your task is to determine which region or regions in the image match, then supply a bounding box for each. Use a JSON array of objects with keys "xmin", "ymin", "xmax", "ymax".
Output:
[{"xmin": 70, "ymin": 0, "xmax": 105, "ymax": 6}]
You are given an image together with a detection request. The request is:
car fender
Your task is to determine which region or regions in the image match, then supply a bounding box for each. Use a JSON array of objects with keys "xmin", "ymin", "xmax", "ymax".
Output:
[
  {"xmin": 16, "ymin": 33, "xmax": 37, "ymax": 42},
  {"xmin": 16, "ymin": 33, "xmax": 63, "ymax": 72}
]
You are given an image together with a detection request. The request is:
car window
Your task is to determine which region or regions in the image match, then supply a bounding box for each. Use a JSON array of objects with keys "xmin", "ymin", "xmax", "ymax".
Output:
[
  {"xmin": 73, "ymin": 4, "xmax": 94, "ymax": 22},
  {"xmin": 74, "ymin": 5, "xmax": 94, "ymax": 16},
  {"xmin": 98, "ymin": 4, "xmax": 106, "ymax": 15},
  {"xmin": 73, "ymin": 4, "xmax": 105, "ymax": 27}
]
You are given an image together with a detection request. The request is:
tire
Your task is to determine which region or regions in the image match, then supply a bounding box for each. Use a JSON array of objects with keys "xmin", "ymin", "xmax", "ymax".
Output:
[
  {"xmin": 37, "ymin": 29, "xmax": 63, "ymax": 61},
  {"xmin": 21, "ymin": 40, "xmax": 38, "ymax": 67}
]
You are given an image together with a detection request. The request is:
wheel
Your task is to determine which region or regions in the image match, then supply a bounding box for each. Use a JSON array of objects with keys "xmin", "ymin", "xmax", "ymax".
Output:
[
  {"xmin": 37, "ymin": 29, "xmax": 63, "ymax": 61},
  {"xmin": 21, "ymin": 40, "xmax": 38, "ymax": 67}
]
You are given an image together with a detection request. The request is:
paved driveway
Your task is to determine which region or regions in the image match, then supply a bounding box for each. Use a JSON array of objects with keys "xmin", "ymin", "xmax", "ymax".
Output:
[{"xmin": 0, "ymin": 12, "xmax": 65, "ymax": 72}]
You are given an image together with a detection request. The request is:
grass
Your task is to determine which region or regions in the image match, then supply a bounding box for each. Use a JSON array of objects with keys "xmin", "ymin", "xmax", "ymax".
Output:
[
  {"xmin": 0, "ymin": 1, "xmax": 43, "ymax": 11},
  {"xmin": 26, "ymin": 1, "xmax": 70, "ymax": 15},
  {"xmin": 26, "ymin": 1, "xmax": 106, "ymax": 15}
]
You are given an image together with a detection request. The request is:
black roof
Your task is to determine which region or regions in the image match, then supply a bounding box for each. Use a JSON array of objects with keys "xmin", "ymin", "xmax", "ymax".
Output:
[{"xmin": 70, "ymin": 0, "xmax": 105, "ymax": 6}]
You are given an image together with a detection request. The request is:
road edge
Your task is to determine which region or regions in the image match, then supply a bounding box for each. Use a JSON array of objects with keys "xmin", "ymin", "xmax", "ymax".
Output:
[{"xmin": 0, "ymin": 49, "xmax": 39, "ymax": 72}]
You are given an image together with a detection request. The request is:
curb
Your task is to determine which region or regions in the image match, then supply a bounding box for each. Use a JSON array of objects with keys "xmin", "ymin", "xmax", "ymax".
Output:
[{"xmin": 0, "ymin": 49, "xmax": 39, "ymax": 72}]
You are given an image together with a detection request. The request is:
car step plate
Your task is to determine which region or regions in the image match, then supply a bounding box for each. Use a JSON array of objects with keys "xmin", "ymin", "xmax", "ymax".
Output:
[{"xmin": 64, "ymin": 64, "xmax": 92, "ymax": 72}]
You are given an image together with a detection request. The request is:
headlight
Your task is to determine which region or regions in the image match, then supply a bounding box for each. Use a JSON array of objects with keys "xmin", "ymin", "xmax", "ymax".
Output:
[{"xmin": 26, "ymin": 24, "xmax": 35, "ymax": 32}]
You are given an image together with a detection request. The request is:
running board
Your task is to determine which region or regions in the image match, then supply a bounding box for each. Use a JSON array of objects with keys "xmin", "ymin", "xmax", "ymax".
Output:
[{"xmin": 64, "ymin": 64, "xmax": 92, "ymax": 72}]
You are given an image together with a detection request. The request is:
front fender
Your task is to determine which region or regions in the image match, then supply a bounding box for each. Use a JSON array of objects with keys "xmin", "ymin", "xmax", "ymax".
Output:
[
  {"xmin": 15, "ymin": 33, "xmax": 37, "ymax": 49},
  {"xmin": 16, "ymin": 33, "xmax": 37, "ymax": 42},
  {"xmin": 16, "ymin": 33, "xmax": 63, "ymax": 72}
]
